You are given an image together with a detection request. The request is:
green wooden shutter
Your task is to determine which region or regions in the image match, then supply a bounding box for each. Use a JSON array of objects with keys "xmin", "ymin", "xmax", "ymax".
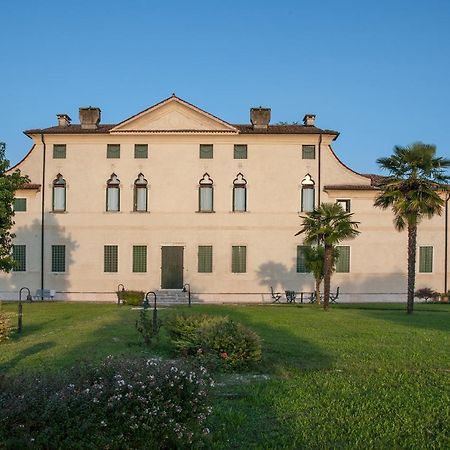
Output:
[
  {"xmin": 419, "ymin": 246, "xmax": 433, "ymax": 273},
  {"xmin": 53, "ymin": 144, "xmax": 66, "ymax": 159},
  {"xmin": 198, "ymin": 246, "xmax": 213, "ymax": 272},
  {"xmin": 302, "ymin": 145, "xmax": 315, "ymax": 159},
  {"xmin": 134, "ymin": 144, "xmax": 148, "ymax": 159},
  {"xmin": 133, "ymin": 245, "xmax": 147, "ymax": 272},
  {"xmin": 52, "ymin": 245, "xmax": 66, "ymax": 272},
  {"xmin": 12, "ymin": 245, "xmax": 26, "ymax": 271},
  {"xmin": 13, "ymin": 198, "xmax": 27, "ymax": 212},
  {"xmin": 199, "ymin": 144, "xmax": 213, "ymax": 159},
  {"xmin": 296, "ymin": 246, "xmax": 309, "ymax": 273},
  {"xmin": 234, "ymin": 145, "xmax": 248, "ymax": 159},
  {"xmin": 335, "ymin": 246, "xmax": 350, "ymax": 273},
  {"xmin": 232, "ymin": 246, "xmax": 247, "ymax": 273},
  {"xmin": 107, "ymin": 144, "xmax": 120, "ymax": 159},
  {"xmin": 104, "ymin": 245, "xmax": 118, "ymax": 272}
]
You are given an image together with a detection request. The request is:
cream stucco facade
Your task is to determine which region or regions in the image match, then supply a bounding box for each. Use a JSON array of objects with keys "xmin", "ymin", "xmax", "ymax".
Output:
[{"xmin": 1, "ymin": 96, "xmax": 448, "ymax": 302}]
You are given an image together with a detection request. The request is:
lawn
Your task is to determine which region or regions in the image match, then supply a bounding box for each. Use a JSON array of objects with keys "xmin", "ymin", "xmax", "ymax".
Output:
[{"xmin": 1, "ymin": 301, "xmax": 449, "ymax": 449}]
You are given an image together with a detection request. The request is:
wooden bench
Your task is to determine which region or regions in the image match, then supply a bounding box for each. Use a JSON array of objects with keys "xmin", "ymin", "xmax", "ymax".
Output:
[{"xmin": 34, "ymin": 289, "xmax": 55, "ymax": 301}]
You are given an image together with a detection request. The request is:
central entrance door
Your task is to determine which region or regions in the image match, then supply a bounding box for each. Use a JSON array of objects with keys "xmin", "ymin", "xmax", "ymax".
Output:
[{"xmin": 161, "ymin": 246, "xmax": 184, "ymax": 289}]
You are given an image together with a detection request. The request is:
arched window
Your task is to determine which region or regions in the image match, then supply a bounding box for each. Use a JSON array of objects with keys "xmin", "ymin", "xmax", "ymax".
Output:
[
  {"xmin": 52, "ymin": 174, "xmax": 66, "ymax": 212},
  {"xmin": 199, "ymin": 173, "xmax": 213, "ymax": 212},
  {"xmin": 106, "ymin": 174, "xmax": 120, "ymax": 212},
  {"xmin": 301, "ymin": 174, "xmax": 315, "ymax": 212},
  {"xmin": 233, "ymin": 173, "xmax": 247, "ymax": 212},
  {"xmin": 134, "ymin": 173, "xmax": 148, "ymax": 212}
]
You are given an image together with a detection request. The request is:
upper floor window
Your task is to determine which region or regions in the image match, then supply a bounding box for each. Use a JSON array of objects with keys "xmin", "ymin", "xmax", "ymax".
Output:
[
  {"xmin": 234, "ymin": 144, "xmax": 247, "ymax": 159},
  {"xmin": 233, "ymin": 173, "xmax": 247, "ymax": 212},
  {"xmin": 134, "ymin": 173, "xmax": 148, "ymax": 212},
  {"xmin": 302, "ymin": 145, "xmax": 315, "ymax": 159},
  {"xmin": 198, "ymin": 173, "xmax": 214, "ymax": 212},
  {"xmin": 336, "ymin": 199, "xmax": 351, "ymax": 212},
  {"xmin": 106, "ymin": 174, "xmax": 120, "ymax": 211},
  {"xmin": 52, "ymin": 174, "xmax": 66, "ymax": 212},
  {"xmin": 13, "ymin": 198, "xmax": 27, "ymax": 212},
  {"xmin": 53, "ymin": 144, "xmax": 66, "ymax": 159},
  {"xmin": 200, "ymin": 144, "xmax": 213, "ymax": 159},
  {"xmin": 301, "ymin": 174, "xmax": 315, "ymax": 212},
  {"xmin": 107, "ymin": 144, "xmax": 120, "ymax": 159},
  {"xmin": 134, "ymin": 144, "xmax": 148, "ymax": 159}
]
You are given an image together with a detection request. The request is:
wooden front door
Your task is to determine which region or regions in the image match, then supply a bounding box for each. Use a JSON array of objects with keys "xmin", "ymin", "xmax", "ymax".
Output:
[{"xmin": 161, "ymin": 246, "xmax": 184, "ymax": 289}]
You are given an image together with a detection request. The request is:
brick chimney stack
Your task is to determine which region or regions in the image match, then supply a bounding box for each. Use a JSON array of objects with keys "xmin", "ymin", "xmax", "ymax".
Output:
[
  {"xmin": 57, "ymin": 114, "xmax": 71, "ymax": 127},
  {"xmin": 79, "ymin": 107, "xmax": 101, "ymax": 129},
  {"xmin": 250, "ymin": 107, "xmax": 271, "ymax": 129}
]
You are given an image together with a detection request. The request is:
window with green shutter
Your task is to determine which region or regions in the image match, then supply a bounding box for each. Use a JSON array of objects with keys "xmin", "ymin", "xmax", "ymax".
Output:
[
  {"xmin": 335, "ymin": 246, "xmax": 350, "ymax": 273},
  {"xmin": 104, "ymin": 245, "xmax": 118, "ymax": 272},
  {"xmin": 419, "ymin": 246, "xmax": 433, "ymax": 273},
  {"xmin": 133, "ymin": 245, "xmax": 147, "ymax": 272},
  {"xmin": 12, "ymin": 245, "xmax": 26, "ymax": 271},
  {"xmin": 52, "ymin": 245, "xmax": 66, "ymax": 272},
  {"xmin": 302, "ymin": 145, "xmax": 315, "ymax": 159},
  {"xmin": 232, "ymin": 246, "xmax": 246, "ymax": 273},
  {"xmin": 107, "ymin": 144, "xmax": 120, "ymax": 159},
  {"xmin": 234, "ymin": 144, "xmax": 247, "ymax": 159},
  {"xmin": 296, "ymin": 246, "xmax": 309, "ymax": 273},
  {"xmin": 53, "ymin": 144, "xmax": 66, "ymax": 159},
  {"xmin": 199, "ymin": 144, "xmax": 213, "ymax": 159},
  {"xmin": 198, "ymin": 246, "xmax": 213, "ymax": 273},
  {"xmin": 13, "ymin": 198, "xmax": 27, "ymax": 212},
  {"xmin": 134, "ymin": 144, "xmax": 148, "ymax": 159}
]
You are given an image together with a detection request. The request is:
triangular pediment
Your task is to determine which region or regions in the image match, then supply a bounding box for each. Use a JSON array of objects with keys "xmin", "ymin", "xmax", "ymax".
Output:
[{"xmin": 111, "ymin": 96, "xmax": 237, "ymax": 133}]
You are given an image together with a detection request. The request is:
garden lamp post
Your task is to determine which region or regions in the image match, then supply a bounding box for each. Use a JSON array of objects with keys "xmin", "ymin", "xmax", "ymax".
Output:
[
  {"xmin": 18, "ymin": 287, "xmax": 32, "ymax": 334},
  {"xmin": 145, "ymin": 291, "xmax": 158, "ymax": 333},
  {"xmin": 182, "ymin": 283, "xmax": 191, "ymax": 308},
  {"xmin": 117, "ymin": 284, "xmax": 125, "ymax": 305}
]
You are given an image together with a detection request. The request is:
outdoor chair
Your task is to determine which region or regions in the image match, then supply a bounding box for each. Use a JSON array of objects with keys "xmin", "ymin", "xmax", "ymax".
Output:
[
  {"xmin": 330, "ymin": 287, "xmax": 340, "ymax": 303},
  {"xmin": 270, "ymin": 287, "xmax": 282, "ymax": 303},
  {"xmin": 285, "ymin": 290, "xmax": 297, "ymax": 303}
]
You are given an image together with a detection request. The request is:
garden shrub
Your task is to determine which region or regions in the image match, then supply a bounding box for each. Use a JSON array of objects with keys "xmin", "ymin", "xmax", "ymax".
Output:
[
  {"xmin": 166, "ymin": 313, "xmax": 262, "ymax": 369},
  {"xmin": 0, "ymin": 356, "xmax": 213, "ymax": 449},
  {"xmin": 0, "ymin": 312, "xmax": 11, "ymax": 343},
  {"xmin": 414, "ymin": 287, "xmax": 438, "ymax": 302},
  {"xmin": 120, "ymin": 290, "xmax": 145, "ymax": 306},
  {"xmin": 135, "ymin": 307, "xmax": 161, "ymax": 345}
]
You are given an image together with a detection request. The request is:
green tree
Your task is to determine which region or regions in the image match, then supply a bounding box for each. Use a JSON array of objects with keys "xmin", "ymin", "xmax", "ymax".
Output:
[
  {"xmin": 0, "ymin": 143, "xmax": 29, "ymax": 272},
  {"xmin": 296, "ymin": 203, "xmax": 360, "ymax": 310},
  {"xmin": 374, "ymin": 142, "xmax": 450, "ymax": 314}
]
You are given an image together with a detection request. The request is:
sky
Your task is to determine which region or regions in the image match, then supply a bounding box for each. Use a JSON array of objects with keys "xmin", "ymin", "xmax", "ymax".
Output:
[{"xmin": 1, "ymin": 0, "xmax": 449, "ymax": 173}]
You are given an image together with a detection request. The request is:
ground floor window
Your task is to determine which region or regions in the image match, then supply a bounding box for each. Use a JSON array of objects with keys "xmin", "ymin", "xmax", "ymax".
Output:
[
  {"xmin": 133, "ymin": 245, "xmax": 147, "ymax": 273},
  {"xmin": 104, "ymin": 245, "xmax": 118, "ymax": 272},
  {"xmin": 335, "ymin": 246, "xmax": 350, "ymax": 273},
  {"xmin": 296, "ymin": 245, "xmax": 309, "ymax": 273},
  {"xmin": 198, "ymin": 245, "xmax": 213, "ymax": 273},
  {"xmin": 232, "ymin": 246, "xmax": 247, "ymax": 273},
  {"xmin": 419, "ymin": 246, "xmax": 433, "ymax": 273},
  {"xmin": 12, "ymin": 245, "xmax": 26, "ymax": 271},
  {"xmin": 52, "ymin": 245, "xmax": 66, "ymax": 272}
]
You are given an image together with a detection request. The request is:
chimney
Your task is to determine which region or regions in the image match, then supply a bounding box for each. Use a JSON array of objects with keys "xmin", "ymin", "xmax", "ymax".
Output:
[
  {"xmin": 250, "ymin": 107, "xmax": 271, "ymax": 129},
  {"xmin": 57, "ymin": 114, "xmax": 71, "ymax": 127},
  {"xmin": 303, "ymin": 114, "xmax": 316, "ymax": 127},
  {"xmin": 79, "ymin": 107, "xmax": 101, "ymax": 129}
]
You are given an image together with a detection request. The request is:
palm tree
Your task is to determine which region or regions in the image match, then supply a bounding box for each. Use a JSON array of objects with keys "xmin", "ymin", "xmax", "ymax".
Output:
[
  {"xmin": 374, "ymin": 142, "xmax": 450, "ymax": 314},
  {"xmin": 296, "ymin": 203, "xmax": 360, "ymax": 310},
  {"xmin": 303, "ymin": 245, "xmax": 339, "ymax": 305}
]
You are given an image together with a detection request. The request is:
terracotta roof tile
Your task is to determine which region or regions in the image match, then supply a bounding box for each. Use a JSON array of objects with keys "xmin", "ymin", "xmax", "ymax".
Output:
[
  {"xmin": 323, "ymin": 184, "xmax": 378, "ymax": 191},
  {"xmin": 21, "ymin": 183, "xmax": 41, "ymax": 190}
]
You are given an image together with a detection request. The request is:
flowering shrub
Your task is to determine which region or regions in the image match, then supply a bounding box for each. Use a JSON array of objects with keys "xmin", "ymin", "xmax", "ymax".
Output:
[
  {"xmin": 166, "ymin": 313, "xmax": 262, "ymax": 369},
  {"xmin": 0, "ymin": 312, "xmax": 11, "ymax": 343},
  {"xmin": 0, "ymin": 357, "xmax": 213, "ymax": 449}
]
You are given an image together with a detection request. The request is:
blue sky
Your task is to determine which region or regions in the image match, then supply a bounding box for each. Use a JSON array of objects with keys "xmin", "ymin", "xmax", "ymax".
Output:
[{"xmin": 1, "ymin": 0, "xmax": 449, "ymax": 172}]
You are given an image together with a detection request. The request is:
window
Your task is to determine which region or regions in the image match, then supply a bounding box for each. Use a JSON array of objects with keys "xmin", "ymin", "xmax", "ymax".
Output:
[
  {"xmin": 232, "ymin": 246, "xmax": 246, "ymax": 273},
  {"xmin": 419, "ymin": 246, "xmax": 433, "ymax": 273},
  {"xmin": 12, "ymin": 245, "xmax": 26, "ymax": 271},
  {"xmin": 53, "ymin": 144, "xmax": 66, "ymax": 159},
  {"xmin": 301, "ymin": 174, "xmax": 315, "ymax": 212},
  {"xmin": 198, "ymin": 245, "xmax": 213, "ymax": 273},
  {"xmin": 200, "ymin": 144, "xmax": 213, "ymax": 159},
  {"xmin": 134, "ymin": 144, "xmax": 148, "ymax": 159},
  {"xmin": 52, "ymin": 245, "xmax": 66, "ymax": 272},
  {"xmin": 302, "ymin": 145, "xmax": 315, "ymax": 159},
  {"xmin": 233, "ymin": 173, "xmax": 247, "ymax": 212},
  {"xmin": 52, "ymin": 174, "xmax": 66, "ymax": 212},
  {"xmin": 336, "ymin": 199, "xmax": 351, "ymax": 212},
  {"xmin": 13, "ymin": 198, "xmax": 27, "ymax": 212},
  {"xmin": 199, "ymin": 173, "xmax": 213, "ymax": 212},
  {"xmin": 133, "ymin": 245, "xmax": 147, "ymax": 273},
  {"xmin": 296, "ymin": 245, "xmax": 309, "ymax": 273},
  {"xmin": 107, "ymin": 144, "xmax": 120, "ymax": 159},
  {"xmin": 335, "ymin": 246, "xmax": 350, "ymax": 273},
  {"xmin": 106, "ymin": 174, "xmax": 120, "ymax": 212},
  {"xmin": 104, "ymin": 245, "xmax": 118, "ymax": 272},
  {"xmin": 234, "ymin": 144, "xmax": 247, "ymax": 159},
  {"xmin": 134, "ymin": 174, "xmax": 148, "ymax": 212}
]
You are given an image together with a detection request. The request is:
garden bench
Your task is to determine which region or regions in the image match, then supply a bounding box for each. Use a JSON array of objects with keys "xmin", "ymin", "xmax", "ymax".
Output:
[
  {"xmin": 270, "ymin": 287, "xmax": 282, "ymax": 303},
  {"xmin": 34, "ymin": 289, "xmax": 55, "ymax": 301}
]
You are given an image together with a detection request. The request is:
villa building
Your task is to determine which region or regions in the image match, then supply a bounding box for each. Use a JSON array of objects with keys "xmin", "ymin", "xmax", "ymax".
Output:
[{"xmin": 1, "ymin": 95, "xmax": 448, "ymax": 302}]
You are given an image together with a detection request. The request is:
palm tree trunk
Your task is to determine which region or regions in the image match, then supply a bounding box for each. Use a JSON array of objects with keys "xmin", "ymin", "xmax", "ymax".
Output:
[
  {"xmin": 315, "ymin": 278, "xmax": 321, "ymax": 305},
  {"xmin": 407, "ymin": 224, "xmax": 417, "ymax": 314},
  {"xmin": 323, "ymin": 244, "xmax": 333, "ymax": 311}
]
